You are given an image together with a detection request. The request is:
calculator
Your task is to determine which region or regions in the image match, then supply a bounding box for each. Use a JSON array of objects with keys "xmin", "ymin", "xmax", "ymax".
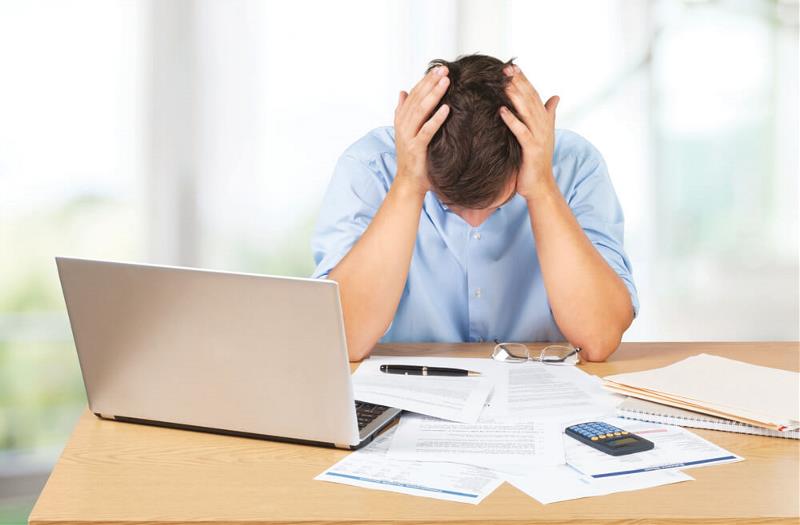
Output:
[{"xmin": 565, "ymin": 421, "xmax": 654, "ymax": 456}]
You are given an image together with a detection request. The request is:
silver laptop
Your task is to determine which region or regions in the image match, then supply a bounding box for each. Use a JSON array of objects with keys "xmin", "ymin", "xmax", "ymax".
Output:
[{"xmin": 56, "ymin": 257, "xmax": 400, "ymax": 449}]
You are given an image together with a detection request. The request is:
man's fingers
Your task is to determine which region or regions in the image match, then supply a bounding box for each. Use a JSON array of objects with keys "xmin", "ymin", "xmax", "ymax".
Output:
[
  {"xmin": 407, "ymin": 65, "xmax": 448, "ymax": 105},
  {"xmin": 406, "ymin": 69, "xmax": 435, "ymax": 100},
  {"xmin": 505, "ymin": 82, "xmax": 531, "ymax": 118},
  {"xmin": 394, "ymin": 91, "xmax": 411, "ymax": 139},
  {"xmin": 395, "ymin": 90, "xmax": 409, "ymax": 114},
  {"xmin": 412, "ymin": 76, "xmax": 450, "ymax": 133},
  {"xmin": 508, "ymin": 65, "xmax": 544, "ymax": 107},
  {"xmin": 416, "ymin": 103, "xmax": 450, "ymax": 144},
  {"xmin": 396, "ymin": 66, "xmax": 450, "ymax": 136},
  {"xmin": 506, "ymin": 81, "xmax": 546, "ymax": 132},
  {"xmin": 544, "ymin": 95, "xmax": 560, "ymax": 121},
  {"xmin": 395, "ymin": 90, "xmax": 408, "ymax": 118},
  {"xmin": 512, "ymin": 66, "xmax": 543, "ymax": 104},
  {"xmin": 499, "ymin": 105, "xmax": 533, "ymax": 146}
]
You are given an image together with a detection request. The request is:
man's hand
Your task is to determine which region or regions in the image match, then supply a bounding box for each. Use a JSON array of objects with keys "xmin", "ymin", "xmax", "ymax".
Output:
[
  {"xmin": 498, "ymin": 64, "xmax": 560, "ymax": 201},
  {"xmin": 394, "ymin": 65, "xmax": 451, "ymax": 197}
]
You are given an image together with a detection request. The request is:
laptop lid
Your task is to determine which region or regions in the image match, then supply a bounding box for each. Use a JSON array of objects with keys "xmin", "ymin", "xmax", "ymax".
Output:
[{"xmin": 56, "ymin": 257, "xmax": 361, "ymax": 447}]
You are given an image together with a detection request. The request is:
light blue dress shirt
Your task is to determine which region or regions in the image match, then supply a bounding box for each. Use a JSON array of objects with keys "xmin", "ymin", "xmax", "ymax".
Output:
[{"xmin": 311, "ymin": 126, "xmax": 638, "ymax": 344}]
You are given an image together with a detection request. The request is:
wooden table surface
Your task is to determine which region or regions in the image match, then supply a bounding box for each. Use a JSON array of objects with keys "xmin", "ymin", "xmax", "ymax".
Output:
[{"xmin": 29, "ymin": 342, "xmax": 800, "ymax": 524}]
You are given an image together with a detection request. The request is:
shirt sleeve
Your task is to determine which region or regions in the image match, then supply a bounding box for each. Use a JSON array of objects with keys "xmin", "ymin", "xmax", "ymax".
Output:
[
  {"xmin": 310, "ymin": 153, "xmax": 388, "ymax": 279},
  {"xmin": 564, "ymin": 137, "xmax": 640, "ymax": 318}
]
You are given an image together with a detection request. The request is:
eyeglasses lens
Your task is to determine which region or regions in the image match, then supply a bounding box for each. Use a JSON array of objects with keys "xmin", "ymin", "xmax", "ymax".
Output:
[
  {"xmin": 492, "ymin": 343, "xmax": 530, "ymax": 362},
  {"xmin": 540, "ymin": 345, "xmax": 578, "ymax": 363}
]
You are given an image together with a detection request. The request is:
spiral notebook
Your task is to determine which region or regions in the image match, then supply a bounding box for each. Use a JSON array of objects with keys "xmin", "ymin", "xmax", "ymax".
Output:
[{"xmin": 617, "ymin": 398, "xmax": 800, "ymax": 439}]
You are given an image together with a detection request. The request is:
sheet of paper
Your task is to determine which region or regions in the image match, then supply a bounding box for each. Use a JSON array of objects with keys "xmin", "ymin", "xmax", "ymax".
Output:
[
  {"xmin": 315, "ymin": 427, "xmax": 503, "ymax": 505},
  {"xmin": 351, "ymin": 357, "xmax": 497, "ymax": 423},
  {"xmin": 604, "ymin": 353, "xmax": 800, "ymax": 428},
  {"xmin": 565, "ymin": 417, "xmax": 743, "ymax": 478},
  {"xmin": 506, "ymin": 464, "xmax": 693, "ymax": 504},
  {"xmin": 485, "ymin": 363, "xmax": 616, "ymax": 423},
  {"xmin": 387, "ymin": 413, "xmax": 565, "ymax": 474}
]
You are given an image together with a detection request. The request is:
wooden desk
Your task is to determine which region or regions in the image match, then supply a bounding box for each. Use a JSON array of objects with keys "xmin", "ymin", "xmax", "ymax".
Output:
[{"xmin": 30, "ymin": 342, "xmax": 800, "ymax": 524}]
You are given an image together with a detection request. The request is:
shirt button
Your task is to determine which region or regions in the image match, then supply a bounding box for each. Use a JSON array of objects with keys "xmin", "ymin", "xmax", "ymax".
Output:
[
  {"xmin": 474, "ymin": 288, "xmax": 482, "ymax": 298},
  {"xmin": 472, "ymin": 232, "xmax": 481, "ymax": 240}
]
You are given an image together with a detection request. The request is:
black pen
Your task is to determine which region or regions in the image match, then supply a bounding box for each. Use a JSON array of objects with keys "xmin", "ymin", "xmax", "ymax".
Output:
[{"xmin": 379, "ymin": 364, "xmax": 481, "ymax": 377}]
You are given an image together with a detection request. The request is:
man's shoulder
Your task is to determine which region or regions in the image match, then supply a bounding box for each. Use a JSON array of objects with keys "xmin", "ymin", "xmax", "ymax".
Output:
[
  {"xmin": 332, "ymin": 127, "xmax": 397, "ymax": 195},
  {"xmin": 554, "ymin": 128, "xmax": 604, "ymax": 164},
  {"xmin": 341, "ymin": 126, "xmax": 397, "ymax": 165}
]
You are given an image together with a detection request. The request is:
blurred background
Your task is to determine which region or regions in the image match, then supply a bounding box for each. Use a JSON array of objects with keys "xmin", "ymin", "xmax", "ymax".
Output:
[{"xmin": 0, "ymin": 0, "xmax": 797, "ymax": 521}]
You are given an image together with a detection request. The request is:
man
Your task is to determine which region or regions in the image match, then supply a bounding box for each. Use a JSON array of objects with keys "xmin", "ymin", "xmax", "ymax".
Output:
[{"xmin": 312, "ymin": 54, "xmax": 638, "ymax": 362}]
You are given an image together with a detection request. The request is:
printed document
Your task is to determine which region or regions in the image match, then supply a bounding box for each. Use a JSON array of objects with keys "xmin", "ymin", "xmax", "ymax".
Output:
[
  {"xmin": 315, "ymin": 427, "xmax": 503, "ymax": 504},
  {"xmin": 484, "ymin": 363, "xmax": 615, "ymax": 422},
  {"xmin": 351, "ymin": 357, "xmax": 496, "ymax": 423},
  {"xmin": 565, "ymin": 418, "xmax": 743, "ymax": 478},
  {"xmin": 506, "ymin": 464, "xmax": 693, "ymax": 504},
  {"xmin": 387, "ymin": 413, "xmax": 565, "ymax": 474}
]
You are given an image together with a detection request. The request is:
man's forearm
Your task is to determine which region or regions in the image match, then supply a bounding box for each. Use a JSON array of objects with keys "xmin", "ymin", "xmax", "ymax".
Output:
[
  {"xmin": 527, "ymin": 176, "xmax": 633, "ymax": 362},
  {"xmin": 328, "ymin": 177, "xmax": 424, "ymax": 361}
]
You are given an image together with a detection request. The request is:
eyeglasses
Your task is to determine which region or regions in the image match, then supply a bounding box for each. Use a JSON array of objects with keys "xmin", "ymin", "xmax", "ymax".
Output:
[{"xmin": 491, "ymin": 340, "xmax": 581, "ymax": 365}]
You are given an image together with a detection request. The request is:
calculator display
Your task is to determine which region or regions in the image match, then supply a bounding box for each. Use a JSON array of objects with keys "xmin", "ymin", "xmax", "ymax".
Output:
[{"xmin": 609, "ymin": 437, "xmax": 638, "ymax": 447}]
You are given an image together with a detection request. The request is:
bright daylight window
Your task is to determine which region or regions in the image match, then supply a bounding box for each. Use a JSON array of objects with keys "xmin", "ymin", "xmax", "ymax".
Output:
[
  {"xmin": 0, "ymin": 0, "xmax": 145, "ymax": 516},
  {"xmin": 0, "ymin": 0, "xmax": 796, "ymax": 522}
]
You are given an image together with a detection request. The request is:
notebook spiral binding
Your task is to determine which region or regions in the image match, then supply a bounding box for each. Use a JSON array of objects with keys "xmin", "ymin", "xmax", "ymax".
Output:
[{"xmin": 616, "ymin": 398, "xmax": 800, "ymax": 440}]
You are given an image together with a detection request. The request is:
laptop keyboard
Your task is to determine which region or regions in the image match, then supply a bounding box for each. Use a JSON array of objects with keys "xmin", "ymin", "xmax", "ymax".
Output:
[{"xmin": 355, "ymin": 401, "xmax": 390, "ymax": 430}]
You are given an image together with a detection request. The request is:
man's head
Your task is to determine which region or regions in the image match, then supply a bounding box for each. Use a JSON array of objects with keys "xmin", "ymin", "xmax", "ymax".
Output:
[{"xmin": 426, "ymin": 54, "xmax": 522, "ymax": 209}]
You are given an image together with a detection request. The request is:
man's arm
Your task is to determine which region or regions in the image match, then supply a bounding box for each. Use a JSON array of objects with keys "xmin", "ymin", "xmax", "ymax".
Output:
[
  {"xmin": 328, "ymin": 66, "xmax": 451, "ymax": 361},
  {"xmin": 499, "ymin": 65, "xmax": 633, "ymax": 362}
]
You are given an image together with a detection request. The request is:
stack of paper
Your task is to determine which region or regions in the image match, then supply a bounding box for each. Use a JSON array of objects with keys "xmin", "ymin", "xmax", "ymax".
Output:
[
  {"xmin": 317, "ymin": 355, "xmax": 745, "ymax": 505},
  {"xmin": 351, "ymin": 356, "xmax": 619, "ymax": 423},
  {"xmin": 603, "ymin": 354, "xmax": 800, "ymax": 431}
]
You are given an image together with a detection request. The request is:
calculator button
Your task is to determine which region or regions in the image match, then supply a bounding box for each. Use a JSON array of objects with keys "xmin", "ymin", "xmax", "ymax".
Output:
[
  {"xmin": 621, "ymin": 431, "xmax": 629, "ymax": 435},
  {"xmin": 614, "ymin": 432, "xmax": 622, "ymax": 436},
  {"xmin": 591, "ymin": 437, "xmax": 599, "ymax": 441}
]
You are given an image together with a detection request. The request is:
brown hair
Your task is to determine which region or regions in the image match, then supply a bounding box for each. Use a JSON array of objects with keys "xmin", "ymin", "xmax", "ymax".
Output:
[{"xmin": 426, "ymin": 54, "xmax": 522, "ymax": 208}]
